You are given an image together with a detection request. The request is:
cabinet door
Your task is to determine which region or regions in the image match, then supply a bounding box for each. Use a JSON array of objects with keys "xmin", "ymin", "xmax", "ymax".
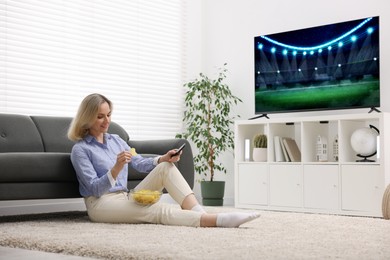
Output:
[
  {"xmin": 341, "ymin": 165, "xmax": 383, "ymax": 214},
  {"xmin": 304, "ymin": 165, "xmax": 339, "ymax": 210},
  {"xmin": 269, "ymin": 164, "xmax": 302, "ymax": 208},
  {"xmin": 237, "ymin": 164, "xmax": 268, "ymax": 205}
]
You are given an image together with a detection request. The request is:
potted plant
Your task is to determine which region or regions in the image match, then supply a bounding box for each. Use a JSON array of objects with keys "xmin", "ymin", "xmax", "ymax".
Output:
[
  {"xmin": 176, "ymin": 64, "xmax": 242, "ymax": 206},
  {"xmin": 253, "ymin": 134, "xmax": 267, "ymax": 162}
]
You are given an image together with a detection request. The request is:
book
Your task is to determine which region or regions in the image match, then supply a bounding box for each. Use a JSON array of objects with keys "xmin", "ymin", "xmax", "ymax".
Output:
[
  {"xmin": 282, "ymin": 138, "xmax": 301, "ymax": 162},
  {"xmin": 274, "ymin": 136, "xmax": 285, "ymax": 162},
  {"xmin": 281, "ymin": 137, "xmax": 291, "ymax": 162}
]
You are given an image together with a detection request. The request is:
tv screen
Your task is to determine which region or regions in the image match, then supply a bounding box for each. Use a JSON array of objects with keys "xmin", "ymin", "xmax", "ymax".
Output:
[{"xmin": 254, "ymin": 16, "xmax": 380, "ymax": 116}]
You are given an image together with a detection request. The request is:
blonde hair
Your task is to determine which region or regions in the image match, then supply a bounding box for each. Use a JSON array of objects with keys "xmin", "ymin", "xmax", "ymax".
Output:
[{"xmin": 68, "ymin": 93, "xmax": 113, "ymax": 141}]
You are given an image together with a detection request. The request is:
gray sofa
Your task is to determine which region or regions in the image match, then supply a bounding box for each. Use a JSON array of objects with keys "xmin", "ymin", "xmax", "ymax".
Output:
[{"xmin": 0, "ymin": 114, "xmax": 194, "ymax": 200}]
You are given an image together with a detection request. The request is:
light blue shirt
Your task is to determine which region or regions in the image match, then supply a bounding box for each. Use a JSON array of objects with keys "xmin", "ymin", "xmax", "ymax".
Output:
[{"xmin": 70, "ymin": 133, "xmax": 157, "ymax": 197}]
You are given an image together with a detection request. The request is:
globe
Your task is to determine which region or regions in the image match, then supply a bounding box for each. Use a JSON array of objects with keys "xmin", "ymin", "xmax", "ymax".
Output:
[{"xmin": 350, "ymin": 127, "xmax": 379, "ymax": 159}]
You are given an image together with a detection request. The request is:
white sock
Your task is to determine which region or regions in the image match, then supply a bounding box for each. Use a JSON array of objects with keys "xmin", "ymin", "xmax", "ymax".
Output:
[
  {"xmin": 191, "ymin": 204, "xmax": 206, "ymax": 213},
  {"xmin": 216, "ymin": 212, "xmax": 260, "ymax": 228}
]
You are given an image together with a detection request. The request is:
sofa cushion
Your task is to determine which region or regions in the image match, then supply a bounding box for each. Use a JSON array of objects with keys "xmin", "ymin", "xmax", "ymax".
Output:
[
  {"xmin": 108, "ymin": 121, "xmax": 130, "ymax": 143},
  {"xmin": 31, "ymin": 116, "xmax": 75, "ymax": 153},
  {"xmin": 0, "ymin": 114, "xmax": 44, "ymax": 153},
  {"xmin": 0, "ymin": 183, "xmax": 80, "ymax": 200},
  {"xmin": 0, "ymin": 153, "xmax": 77, "ymax": 182}
]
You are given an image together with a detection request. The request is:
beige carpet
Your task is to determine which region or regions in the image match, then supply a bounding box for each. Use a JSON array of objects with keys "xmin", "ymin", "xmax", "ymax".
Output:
[{"xmin": 0, "ymin": 207, "xmax": 389, "ymax": 260}]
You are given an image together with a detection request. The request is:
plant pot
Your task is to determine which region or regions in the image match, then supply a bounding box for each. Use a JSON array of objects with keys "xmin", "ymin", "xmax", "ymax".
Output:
[
  {"xmin": 200, "ymin": 181, "xmax": 225, "ymax": 206},
  {"xmin": 253, "ymin": 148, "xmax": 267, "ymax": 162}
]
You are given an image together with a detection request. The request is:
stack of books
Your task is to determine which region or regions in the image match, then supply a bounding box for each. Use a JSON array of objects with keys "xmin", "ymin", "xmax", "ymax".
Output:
[{"xmin": 274, "ymin": 136, "xmax": 301, "ymax": 162}]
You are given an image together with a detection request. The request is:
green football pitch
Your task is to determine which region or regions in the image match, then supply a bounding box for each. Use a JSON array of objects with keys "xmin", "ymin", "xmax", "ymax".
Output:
[{"xmin": 255, "ymin": 80, "xmax": 379, "ymax": 112}]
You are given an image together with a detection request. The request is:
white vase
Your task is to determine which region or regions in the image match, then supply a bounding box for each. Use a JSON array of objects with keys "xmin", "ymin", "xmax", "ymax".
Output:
[{"xmin": 253, "ymin": 148, "xmax": 267, "ymax": 162}]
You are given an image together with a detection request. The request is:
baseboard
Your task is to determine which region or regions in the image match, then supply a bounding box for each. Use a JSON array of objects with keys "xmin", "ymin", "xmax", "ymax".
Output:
[
  {"xmin": 223, "ymin": 197, "xmax": 234, "ymax": 206},
  {"xmin": 0, "ymin": 195, "xmax": 235, "ymax": 216},
  {"xmin": 194, "ymin": 195, "xmax": 234, "ymax": 207},
  {"xmin": 0, "ymin": 198, "xmax": 86, "ymax": 216}
]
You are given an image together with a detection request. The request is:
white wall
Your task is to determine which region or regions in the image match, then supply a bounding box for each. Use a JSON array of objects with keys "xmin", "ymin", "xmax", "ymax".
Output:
[{"xmin": 191, "ymin": 0, "xmax": 390, "ymax": 205}]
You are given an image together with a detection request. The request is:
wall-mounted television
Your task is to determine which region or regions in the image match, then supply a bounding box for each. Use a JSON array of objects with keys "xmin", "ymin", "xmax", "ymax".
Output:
[{"xmin": 254, "ymin": 16, "xmax": 380, "ymax": 117}]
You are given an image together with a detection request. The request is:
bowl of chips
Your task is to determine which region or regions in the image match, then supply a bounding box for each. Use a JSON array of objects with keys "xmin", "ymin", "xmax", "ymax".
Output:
[{"xmin": 130, "ymin": 189, "xmax": 162, "ymax": 205}]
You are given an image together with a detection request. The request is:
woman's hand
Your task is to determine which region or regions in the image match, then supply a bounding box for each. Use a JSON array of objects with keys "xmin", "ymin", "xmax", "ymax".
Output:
[
  {"xmin": 159, "ymin": 149, "xmax": 182, "ymax": 164},
  {"xmin": 111, "ymin": 151, "xmax": 132, "ymax": 179}
]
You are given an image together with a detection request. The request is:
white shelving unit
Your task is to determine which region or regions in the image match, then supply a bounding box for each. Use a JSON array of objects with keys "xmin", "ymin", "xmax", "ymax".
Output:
[{"xmin": 234, "ymin": 112, "xmax": 389, "ymax": 217}]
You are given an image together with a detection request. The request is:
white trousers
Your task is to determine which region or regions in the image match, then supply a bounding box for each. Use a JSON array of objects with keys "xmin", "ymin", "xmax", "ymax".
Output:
[{"xmin": 84, "ymin": 162, "xmax": 202, "ymax": 227}]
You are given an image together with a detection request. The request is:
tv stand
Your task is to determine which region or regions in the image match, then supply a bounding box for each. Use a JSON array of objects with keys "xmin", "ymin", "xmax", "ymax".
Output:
[
  {"xmin": 234, "ymin": 112, "xmax": 389, "ymax": 217},
  {"xmin": 249, "ymin": 114, "xmax": 269, "ymax": 120},
  {"xmin": 368, "ymin": 107, "xmax": 381, "ymax": 113}
]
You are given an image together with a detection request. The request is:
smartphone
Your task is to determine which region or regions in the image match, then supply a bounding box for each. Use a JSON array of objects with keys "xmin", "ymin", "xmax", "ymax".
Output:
[{"xmin": 171, "ymin": 143, "xmax": 186, "ymax": 157}]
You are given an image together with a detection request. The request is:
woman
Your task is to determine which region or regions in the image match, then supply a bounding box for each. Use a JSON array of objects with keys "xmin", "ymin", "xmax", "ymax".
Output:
[{"xmin": 68, "ymin": 93, "xmax": 259, "ymax": 227}]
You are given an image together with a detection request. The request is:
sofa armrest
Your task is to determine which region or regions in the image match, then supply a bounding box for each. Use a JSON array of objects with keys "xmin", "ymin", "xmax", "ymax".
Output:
[{"xmin": 128, "ymin": 139, "xmax": 194, "ymax": 189}]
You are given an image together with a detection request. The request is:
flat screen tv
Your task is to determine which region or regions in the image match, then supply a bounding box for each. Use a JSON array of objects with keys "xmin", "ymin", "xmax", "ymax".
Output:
[{"xmin": 254, "ymin": 16, "xmax": 380, "ymax": 117}]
